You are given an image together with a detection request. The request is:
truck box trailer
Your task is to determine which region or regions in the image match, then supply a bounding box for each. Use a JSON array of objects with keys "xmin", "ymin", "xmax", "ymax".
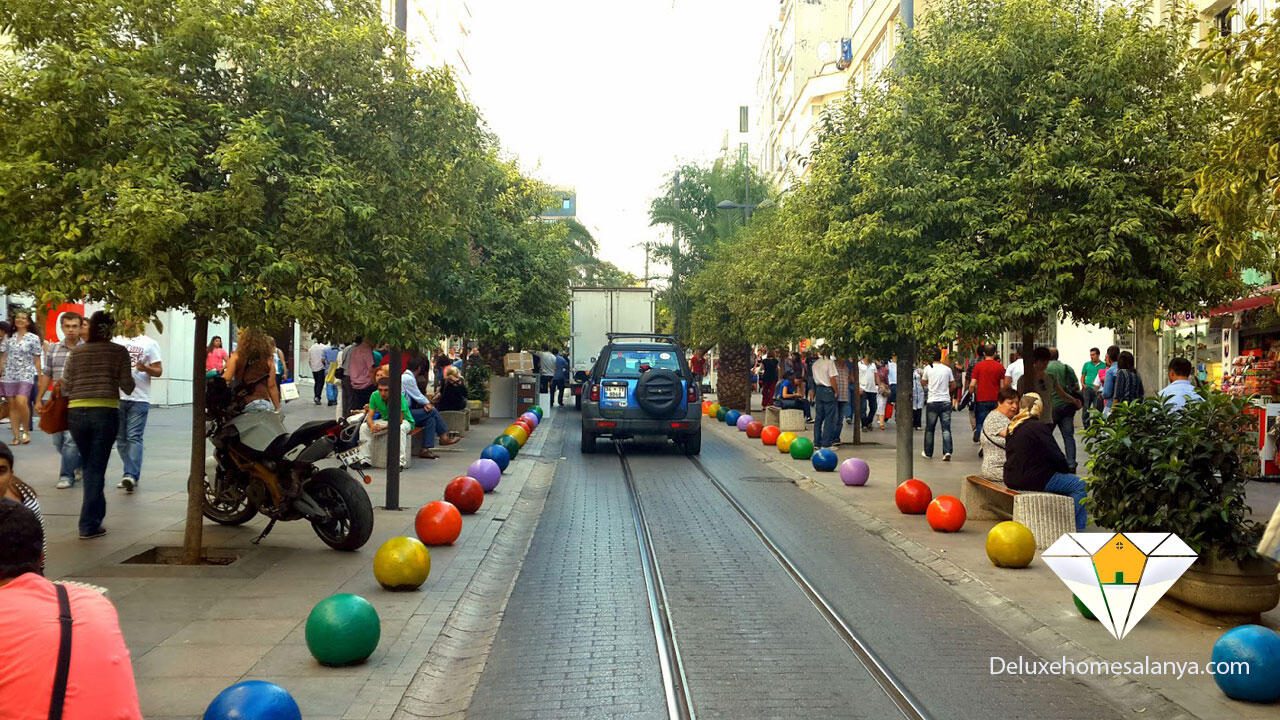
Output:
[{"xmin": 569, "ymin": 287, "xmax": 656, "ymax": 409}]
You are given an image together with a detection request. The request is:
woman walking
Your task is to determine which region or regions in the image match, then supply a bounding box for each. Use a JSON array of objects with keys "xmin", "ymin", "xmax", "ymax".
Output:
[
  {"xmin": 61, "ymin": 311, "xmax": 135, "ymax": 539},
  {"xmin": 223, "ymin": 328, "xmax": 280, "ymax": 413},
  {"xmin": 205, "ymin": 335, "xmax": 229, "ymax": 374},
  {"xmin": 0, "ymin": 310, "xmax": 42, "ymax": 444}
]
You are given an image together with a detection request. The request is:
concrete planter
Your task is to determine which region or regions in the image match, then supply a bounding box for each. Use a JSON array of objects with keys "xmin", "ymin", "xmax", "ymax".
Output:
[
  {"xmin": 1165, "ymin": 554, "xmax": 1280, "ymax": 620},
  {"xmin": 468, "ymin": 399, "xmax": 484, "ymax": 423}
]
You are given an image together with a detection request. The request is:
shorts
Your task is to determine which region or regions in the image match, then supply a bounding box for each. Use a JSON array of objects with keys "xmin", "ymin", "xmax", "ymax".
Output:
[{"xmin": 0, "ymin": 380, "xmax": 34, "ymax": 399}]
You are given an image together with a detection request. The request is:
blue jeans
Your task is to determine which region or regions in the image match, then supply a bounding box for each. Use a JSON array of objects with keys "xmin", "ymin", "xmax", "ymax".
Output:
[
  {"xmin": 838, "ymin": 400, "xmax": 850, "ymax": 423},
  {"xmin": 924, "ymin": 401, "xmax": 953, "ymax": 456},
  {"xmin": 813, "ymin": 386, "xmax": 839, "ymax": 447},
  {"xmin": 1046, "ymin": 472, "xmax": 1088, "ymax": 531},
  {"xmin": 116, "ymin": 400, "xmax": 150, "ymax": 481},
  {"xmin": 1054, "ymin": 408, "xmax": 1077, "ymax": 470},
  {"xmin": 410, "ymin": 406, "xmax": 449, "ymax": 448},
  {"xmin": 70, "ymin": 407, "xmax": 119, "ymax": 534},
  {"xmin": 973, "ymin": 401, "xmax": 997, "ymax": 443},
  {"xmin": 860, "ymin": 391, "xmax": 876, "ymax": 428},
  {"xmin": 52, "ymin": 429, "xmax": 82, "ymax": 484},
  {"xmin": 1081, "ymin": 387, "xmax": 1098, "ymax": 429}
]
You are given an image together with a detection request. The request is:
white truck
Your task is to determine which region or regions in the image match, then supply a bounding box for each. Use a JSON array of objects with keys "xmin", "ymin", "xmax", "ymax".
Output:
[{"xmin": 569, "ymin": 287, "xmax": 656, "ymax": 409}]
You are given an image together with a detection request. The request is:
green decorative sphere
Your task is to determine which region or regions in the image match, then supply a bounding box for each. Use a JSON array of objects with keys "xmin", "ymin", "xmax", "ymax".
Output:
[
  {"xmin": 1073, "ymin": 594, "xmax": 1097, "ymax": 620},
  {"xmin": 305, "ymin": 594, "xmax": 381, "ymax": 667},
  {"xmin": 529, "ymin": 405, "xmax": 544, "ymax": 419},
  {"xmin": 494, "ymin": 435, "xmax": 520, "ymax": 458},
  {"xmin": 789, "ymin": 437, "xmax": 815, "ymax": 460},
  {"xmin": 716, "ymin": 406, "xmax": 728, "ymax": 422}
]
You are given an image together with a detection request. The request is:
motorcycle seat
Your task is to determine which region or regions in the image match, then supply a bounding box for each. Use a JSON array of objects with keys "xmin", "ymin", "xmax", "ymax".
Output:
[{"xmin": 263, "ymin": 420, "xmax": 336, "ymax": 460}]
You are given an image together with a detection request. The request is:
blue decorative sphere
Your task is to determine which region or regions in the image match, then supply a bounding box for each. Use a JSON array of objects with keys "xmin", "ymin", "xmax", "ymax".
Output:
[
  {"xmin": 725, "ymin": 410, "xmax": 741, "ymax": 427},
  {"xmin": 1212, "ymin": 624, "xmax": 1280, "ymax": 703},
  {"xmin": 204, "ymin": 680, "xmax": 302, "ymax": 720},
  {"xmin": 812, "ymin": 448, "xmax": 838, "ymax": 472},
  {"xmin": 480, "ymin": 444, "xmax": 511, "ymax": 472}
]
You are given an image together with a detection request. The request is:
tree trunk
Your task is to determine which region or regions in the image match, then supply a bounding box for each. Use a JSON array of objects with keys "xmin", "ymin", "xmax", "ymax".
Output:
[
  {"xmin": 851, "ymin": 361, "xmax": 862, "ymax": 445},
  {"xmin": 896, "ymin": 340, "xmax": 916, "ymax": 482},
  {"xmin": 716, "ymin": 342, "xmax": 752, "ymax": 412},
  {"xmin": 1021, "ymin": 326, "xmax": 1036, "ymax": 358},
  {"xmin": 182, "ymin": 315, "xmax": 209, "ymax": 565}
]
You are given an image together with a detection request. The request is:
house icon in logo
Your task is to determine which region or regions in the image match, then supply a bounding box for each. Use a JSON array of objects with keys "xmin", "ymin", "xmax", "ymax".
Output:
[{"xmin": 1043, "ymin": 532, "xmax": 1198, "ymax": 639}]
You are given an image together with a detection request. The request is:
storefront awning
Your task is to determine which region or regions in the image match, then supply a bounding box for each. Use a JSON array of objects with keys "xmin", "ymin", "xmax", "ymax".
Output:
[{"xmin": 1209, "ymin": 284, "xmax": 1280, "ymax": 316}]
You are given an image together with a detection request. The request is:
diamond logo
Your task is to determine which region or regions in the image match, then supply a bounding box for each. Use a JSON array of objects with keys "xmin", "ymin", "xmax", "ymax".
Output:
[{"xmin": 1042, "ymin": 532, "xmax": 1197, "ymax": 639}]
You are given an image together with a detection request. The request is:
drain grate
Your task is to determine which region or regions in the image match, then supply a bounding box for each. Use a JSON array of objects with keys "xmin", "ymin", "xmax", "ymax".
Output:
[{"xmin": 735, "ymin": 475, "xmax": 792, "ymax": 484}]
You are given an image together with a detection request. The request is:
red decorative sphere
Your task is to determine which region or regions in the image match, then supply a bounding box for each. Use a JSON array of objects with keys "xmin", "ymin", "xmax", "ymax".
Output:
[
  {"xmin": 894, "ymin": 479, "xmax": 933, "ymax": 515},
  {"xmin": 414, "ymin": 501, "xmax": 462, "ymax": 546},
  {"xmin": 760, "ymin": 426, "xmax": 782, "ymax": 446},
  {"xmin": 745, "ymin": 421, "xmax": 764, "ymax": 438},
  {"xmin": 513, "ymin": 418, "xmax": 535, "ymax": 435},
  {"xmin": 926, "ymin": 495, "xmax": 967, "ymax": 532},
  {"xmin": 443, "ymin": 476, "xmax": 484, "ymax": 514}
]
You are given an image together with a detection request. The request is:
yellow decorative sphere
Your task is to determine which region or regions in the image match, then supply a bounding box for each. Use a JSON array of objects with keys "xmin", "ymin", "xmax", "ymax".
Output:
[
  {"xmin": 372, "ymin": 536, "xmax": 431, "ymax": 591},
  {"xmin": 708, "ymin": 402, "xmax": 721, "ymax": 418},
  {"xmin": 504, "ymin": 425, "xmax": 529, "ymax": 446},
  {"xmin": 777, "ymin": 431, "xmax": 798, "ymax": 453},
  {"xmin": 986, "ymin": 521, "xmax": 1036, "ymax": 568}
]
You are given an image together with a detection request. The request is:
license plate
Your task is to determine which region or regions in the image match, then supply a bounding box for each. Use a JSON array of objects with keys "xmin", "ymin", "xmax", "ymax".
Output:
[
  {"xmin": 337, "ymin": 447, "xmax": 361, "ymax": 465},
  {"xmin": 605, "ymin": 385, "xmax": 627, "ymax": 399}
]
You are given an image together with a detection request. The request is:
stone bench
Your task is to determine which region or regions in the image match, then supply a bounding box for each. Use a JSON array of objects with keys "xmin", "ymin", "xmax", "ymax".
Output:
[
  {"xmin": 962, "ymin": 475, "xmax": 1074, "ymax": 550},
  {"xmin": 764, "ymin": 406, "xmax": 780, "ymax": 427},
  {"xmin": 441, "ymin": 410, "xmax": 470, "ymax": 434},
  {"xmin": 369, "ymin": 427, "xmax": 412, "ymax": 470},
  {"xmin": 763, "ymin": 405, "xmax": 805, "ymax": 431}
]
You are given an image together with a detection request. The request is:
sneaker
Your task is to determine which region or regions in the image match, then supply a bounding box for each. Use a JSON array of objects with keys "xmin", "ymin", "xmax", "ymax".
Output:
[
  {"xmin": 74, "ymin": 469, "xmax": 83, "ymax": 482},
  {"xmin": 119, "ymin": 476, "xmax": 136, "ymax": 493},
  {"xmin": 314, "ymin": 398, "xmax": 321, "ymax": 405},
  {"xmin": 56, "ymin": 478, "xmax": 74, "ymax": 489},
  {"xmin": 943, "ymin": 453, "xmax": 952, "ymax": 462},
  {"xmin": 921, "ymin": 451, "xmax": 930, "ymax": 459},
  {"xmin": 79, "ymin": 527, "xmax": 107, "ymax": 540}
]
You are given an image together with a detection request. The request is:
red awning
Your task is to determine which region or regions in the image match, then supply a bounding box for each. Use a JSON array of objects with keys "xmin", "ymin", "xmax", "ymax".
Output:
[{"xmin": 1209, "ymin": 284, "xmax": 1280, "ymax": 316}]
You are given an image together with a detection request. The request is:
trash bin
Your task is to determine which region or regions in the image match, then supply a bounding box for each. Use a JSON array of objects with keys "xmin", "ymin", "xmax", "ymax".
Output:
[{"xmin": 515, "ymin": 373, "xmax": 538, "ymax": 416}]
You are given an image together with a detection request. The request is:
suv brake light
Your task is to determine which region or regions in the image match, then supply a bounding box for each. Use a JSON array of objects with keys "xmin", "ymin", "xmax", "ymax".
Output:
[
  {"xmin": 590, "ymin": 383, "xmax": 600, "ymax": 402},
  {"xmin": 686, "ymin": 382, "xmax": 697, "ymax": 403}
]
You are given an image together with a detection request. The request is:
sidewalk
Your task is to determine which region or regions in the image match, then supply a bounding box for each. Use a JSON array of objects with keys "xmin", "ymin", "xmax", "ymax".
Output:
[
  {"xmin": 8, "ymin": 400, "xmax": 562, "ymax": 720},
  {"xmin": 709, "ymin": 396, "xmax": 1279, "ymax": 720}
]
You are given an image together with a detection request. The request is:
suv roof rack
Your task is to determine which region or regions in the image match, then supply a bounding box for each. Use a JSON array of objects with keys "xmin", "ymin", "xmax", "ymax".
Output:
[{"xmin": 606, "ymin": 333, "xmax": 679, "ymax": 344}]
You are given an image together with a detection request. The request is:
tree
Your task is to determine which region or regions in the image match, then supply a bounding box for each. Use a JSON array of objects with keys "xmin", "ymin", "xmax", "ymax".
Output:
[
  {"xmin": 0, "ymin": 0, "xmax": 493, "ymax": 561},
  {"xmin": 1191, "ymin": 6, "xmax": 1280, "ymax": 269}
]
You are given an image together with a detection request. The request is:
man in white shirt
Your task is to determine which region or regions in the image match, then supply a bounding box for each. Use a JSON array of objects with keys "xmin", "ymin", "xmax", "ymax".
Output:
[
  {"xmin": 1004, "ymin": 353, "xmax": 1025, "ymax": 390},
  {"xmin": 857, "ymin": 357, "xmax": 878, "ymax": 431},
  {"xmin": 920, "ymin": 353, "xmax": 956, "ymax": 461},
  {"xmin": 113, "ymin": 320, "xmax": 163, "ymax": 493},
  {"xmin": 886, "ymin": 355, "xmax": 899, "ymax": 417},
  {"xmin": 308, "ymin": 340, "xmax": 329, "ymax": 405},
  {"xmin": 810, "ymin": 347, "xmax": 841, "ymax": 448}
]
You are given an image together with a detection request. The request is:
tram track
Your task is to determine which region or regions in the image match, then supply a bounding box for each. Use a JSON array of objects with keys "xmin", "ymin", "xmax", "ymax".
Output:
[{"xmin": 616, "ymin": 440, "xmax": 929, "ymax": 720}]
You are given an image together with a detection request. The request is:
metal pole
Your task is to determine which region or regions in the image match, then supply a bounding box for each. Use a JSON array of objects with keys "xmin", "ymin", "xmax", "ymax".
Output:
[
  {"xmin": 394, "ymin": 0, "xmax": 407, "ymax": 32},
  {"xmin": 671, "ymin": 170, "xmax": 681, "ymax": 342},
  {"xmin": 902, "ymin": 0, "xmax": 914, "ymax": 29},
  {"xmin": 385, "ymin": 349, "xmax": 403, "ymax": 510}
]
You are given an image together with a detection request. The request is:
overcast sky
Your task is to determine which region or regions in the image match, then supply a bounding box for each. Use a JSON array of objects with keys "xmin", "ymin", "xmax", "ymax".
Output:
[{"xmin": 463, "ymin": 0, "xmax": 778, "ymax": 277}]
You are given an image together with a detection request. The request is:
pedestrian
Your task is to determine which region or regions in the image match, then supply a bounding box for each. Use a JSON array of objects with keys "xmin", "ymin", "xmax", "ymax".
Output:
[
  {"xmin": 0, "ymin": 309, "xmax": 42, "ymax": 445},
  {"xmin": 834, "ymin": 356, "xmax": 851, "ymax": 428},
  {"xmin": 270, "ymin": 338, "xmax": 288, "ymax": 383},
  {"xmin": 968, "ymin": 344, "xmax": 1005, "ymax": 446},
  {"xmin": 690, "ymin": 349, "xmax": 707, "ymax": 390},
  {"xmin": 322, "ymin": 342, "xmax": 340, "ymax": 406},
  {"xmin": 1004, "ymin": 393, "xmax": 1088, "ymax": 531},
  {"xmin": 112, "ymin": 319, "xmax": 162, "ymax": 494},
  {"xmin": 61, "ymin": 311, "xmax": 135, "ymax": 539},
  {"xmin": 920, "ymin": 350, "xmax": 956, "ymax": 461},
  {"xmin": 979, "ymin": 387, "xmax": 1020, "ymax": 482},
  {"xmin": 1104, "ymin": 350, "xmax": 1145, "ymax": 414},
  {"xmin": 886, "ymin": 354, "xmax": 899, "ymax": 418},
  {"xmin": 0, "ymin": 442, "xmax": 43, "ymax": 557},
  {"xmin": 435, "ymin": 365, "xmax": 469, "ymax": 412},
  {"xmin": 0, "ymin": 502, "xmax": 144, "ymax": 719},
  {"xmin": 1099, "ymin": 344, "xmax": 1120, "ymax": 415},
  {"xmin": 1079, "ymin": 348, "xmax": 1105, "ymax": 428},
  {"xmin": 37, "ymin": 310, "xmax": 84, "ymax": 489},
  {"xmin": 553, "ymin": 349, "xmax": 569, "ymax": 407},
  {"xmin": 1159, "ymin": 357, "xmax": 1202, "ymax": 411},
  {"xmin": 308, "ymin": 338, "xmax": 328, "ymax": 405},
  {"xmin": 402, "ymin": 358, "xmax": 459, "ymax": 460},
  {"xmin": 539, "ymin": 347, "xmax": 557, "ymax": 400},
  {"xmin": 911, "ymin": 362, "xmax": 926, "ymax": 429},
  {"xmin": 347, "ymin": 337, "xmax": 376, "ymax": 412},
  {"xmin": 205, "ymin": 335, "xmax": 229, "ymax": 375},
  {"xmin": 857, "ymin": 356, "xmax": 878, "ymax": 431},
  {"xmin": 810, "ymin": 346, "xmax": 840, "ymax": 448},
  {"xmin": 1003, "ymin": 350, "xmax": 1024, "ymax": 390},
  {"xmin": 223, "ymin": 328, "xmax": 280, "ymax": 413},
  {"xmin": 760, "ymin": 350, "xmax": 780, "ymax": 409},
  {"xmin": 1045, "ymin": 347, "xmax": 1084, "ymax": 472}
]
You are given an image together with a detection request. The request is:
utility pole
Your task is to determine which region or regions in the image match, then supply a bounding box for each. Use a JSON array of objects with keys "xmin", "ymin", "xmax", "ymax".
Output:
[
  {"xmin": 740, "ymin": 106, "xmax": 750, "ymax": 226},
  {"xmin": 670, "ymin": 170, "xmax": 681, "ymax": 343}
]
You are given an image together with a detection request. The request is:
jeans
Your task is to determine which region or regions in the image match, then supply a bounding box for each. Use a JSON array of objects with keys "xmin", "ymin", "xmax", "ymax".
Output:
[
  {"xmin": 326, "ymin": 382, "xmax": 338, "ymax": 404},
  {"xmin": 410, "ymin": 406, "xmax": 449, "ymax": 448},
  {"xmin": 313, "ymin": 370, "xmax": 326, "ymax": 401},
  {"xmin": 924, "ymin": 401, "xmax": 953, "ymax": 456},
  {"xmin": 780, "ymin": 397, "xmax": 811, "ymax": 419},
  {"xmin": 552, "ymin": 379, "xmax": 567, "ymax": 406},
  {"xmin": 973, "ymin": 401, "xmax": 997, "ymax": 443},
  {"xmin": 813, "ymin": 386, "xmax": 839, "ymax": 447},
  {"xmin": 1054, "ymin": 408, "xmax": 1078, "ymax": 469},
  {"xmin": 351, "ymin": 384, "xmax": 374, "ymax": 413},
  {"xmin": 887, "ymin": 383, "xmax": 897, "ymax": 410},
  {"xmin": 70, "ymin": 407, "xmax": 119, "ymax": 534},
  {"xmin": 1081, "ymin": 387, "xmax": 1098, "ymax": 429},
  {"xmin": 116, "ymin": 400, "xmax": 150, "ymax": 481},
  {"xmin": 913, "ymin": 407, "xmax": 922, "ymax": 429},
  {"xmin": 860, "ymin": 391, "xmax": 876, "ymax": 428},
  {"xmin": 1046, "ymin": 472, "xmax": 1088, "ymax": 531},
  {"xmin": 838, "ymin": 400, "xmax": 850, "ymax": 423},
  {"xmin": 52, "ymin": 429, "xmax": 82, "ymax": 484}
]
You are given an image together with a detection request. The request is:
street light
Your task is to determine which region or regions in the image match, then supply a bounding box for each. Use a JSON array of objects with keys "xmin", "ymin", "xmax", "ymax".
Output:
[{"xmin": 716, "ymin": 198, "xmax": 773, "ymax": 224}]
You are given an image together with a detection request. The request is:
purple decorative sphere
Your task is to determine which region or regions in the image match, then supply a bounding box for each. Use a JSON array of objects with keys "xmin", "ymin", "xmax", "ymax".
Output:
[
  {"xmin": 736, "ymin": 414, "xmax": 754, "ymax": 431},
  {"xmin": 520, "ymin": 412, "xmax": 540, "ymax": 429},
  {"xmin": 467, "ymin": 459, "xmax": 502, "ymax": 492},
  {"xmin": 839, "ymin": 458, "xmax": 870, "ymax": 486}
]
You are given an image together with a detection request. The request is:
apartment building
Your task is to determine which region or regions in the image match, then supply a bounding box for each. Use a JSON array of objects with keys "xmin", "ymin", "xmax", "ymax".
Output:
[{"xmin": 381, "ymin": 0, "xmax": 473, "ymax": 93}]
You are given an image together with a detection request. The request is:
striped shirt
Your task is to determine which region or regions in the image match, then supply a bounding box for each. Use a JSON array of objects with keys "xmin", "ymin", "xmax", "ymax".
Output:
[
  {"xmin": 42, "ymin": 338, "xmax": 83, "ymax": 382},
  {"xmin": 15, "ymin": 481, "xmax": 46, "ymax": 564}
]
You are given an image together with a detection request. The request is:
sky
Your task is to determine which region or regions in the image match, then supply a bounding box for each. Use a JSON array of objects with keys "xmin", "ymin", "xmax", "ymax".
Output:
[{"xmin": 463, "ymin": 0, "xmax": 779, "ymax": 278}]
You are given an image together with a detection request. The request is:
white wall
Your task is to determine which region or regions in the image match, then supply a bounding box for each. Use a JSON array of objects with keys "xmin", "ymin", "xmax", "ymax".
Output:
[{"xmin": 1056, "ymin": 318, "xmax": 1115, "ymax": 374}]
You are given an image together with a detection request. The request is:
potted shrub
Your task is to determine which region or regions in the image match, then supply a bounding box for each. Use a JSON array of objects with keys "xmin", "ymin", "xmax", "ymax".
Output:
[
  {"xmin": 1084, "ymin": 391, "xmax": 1278, "ymax": 619},
  {"xmin": 464, "ymin": 362, "xmax": 490, "ymax": 421}
]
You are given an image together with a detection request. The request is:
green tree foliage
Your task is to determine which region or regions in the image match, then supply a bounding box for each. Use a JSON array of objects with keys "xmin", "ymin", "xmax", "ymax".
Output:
[
  {"xmin": 559, "ymin": 218, "xmax": 639, "ymax": 287},
  {"xmin": 1191, "ymin": 6, "xmax": 1280, "ymax": 269}
]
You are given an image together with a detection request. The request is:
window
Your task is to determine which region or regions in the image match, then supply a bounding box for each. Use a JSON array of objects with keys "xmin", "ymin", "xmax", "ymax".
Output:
[{"xmin": 603, "ymin": 350, "xmax": 682, "ymax": 377}]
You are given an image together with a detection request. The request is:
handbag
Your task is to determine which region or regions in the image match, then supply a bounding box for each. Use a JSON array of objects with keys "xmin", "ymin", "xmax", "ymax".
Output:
[
  {"xmin": 280, "ymin": 381, "xmax": 299, "ymax": 402},
  {"xmin": 39, "ymin": 382, "xmax": 69, "ymax": 435}
]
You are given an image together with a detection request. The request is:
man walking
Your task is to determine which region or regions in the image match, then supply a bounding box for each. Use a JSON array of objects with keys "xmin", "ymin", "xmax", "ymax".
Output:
[
  {"xmin": 308, "ymin": 338, "xmax": 328, "ymax": 405},
  {"xmin": 1080, "ymin": 347, "xmax": 1105, "ymax": 428},
  {"xmin": 968, "ymin": 345, "xmax": 1005, "ymax": 445},
  {"xmin": 539, "ymin": 347, "xmax": 557, "ymax": 402},
  {"xmin": 322, "ymin": 343, "xmax": 340, "ymax": 406},
  {"xmin": 857, "ymin": 356, "xmax": 878, "ymax": 431},
  {"xmin": 1046, "ymin": 347, "xmax": 1083, "ymax": 472},
  {"xmin": 921, "ymin": 351, "xmax": 956, "ymax": 461},
  {"xmin": 886, "ymin": 354, "xmax": 898, "ymax": 419},
  {"xmin": 36, "ymin": 311, "xmax": 83, "ymax": 489},
  {"xmin": 834, "ymin": 357, "xmax": 851, "ymax": 428},
  {"xmin": 113, "ymin": 319, "xmax": 162, "ymax": 493},
  {"xmin": 347, "ymin": 337, "xmax": 375, "ymax": 413},
  {"xmin": 810, "ymin": 347, "xmax": 840, "ymax": 448},
  {"xmin": 553, "ymin": 350, "xmax": 569, "ymax": 407}
]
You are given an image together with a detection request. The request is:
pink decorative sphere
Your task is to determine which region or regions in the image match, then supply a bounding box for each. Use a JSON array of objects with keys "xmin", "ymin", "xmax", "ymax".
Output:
[{"xmin": 839, "ymin": 458, "xmax": 870, "ymax": 486}]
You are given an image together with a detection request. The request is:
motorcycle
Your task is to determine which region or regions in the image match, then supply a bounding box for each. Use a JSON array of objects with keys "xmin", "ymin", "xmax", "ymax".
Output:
[{"xmin": 201, "ymin": 374, "xmax": 374, "ymax": 551}]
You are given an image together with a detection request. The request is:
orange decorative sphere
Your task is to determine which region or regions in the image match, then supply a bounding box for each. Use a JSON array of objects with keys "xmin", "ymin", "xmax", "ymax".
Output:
[
  {"xmin": 926, "ymin": 495, "xmax": 967, "ymax": 532},
  {"xmin": 894, "ymin": 479, "xmax": 933, "ymax": 515},
  {"xmin": 414, "ymin": 501, "xmax": 462, "ymax": 546},
  {"xmin": 761, "ymin": 426, "xmax": 781, "ymax": 445}
]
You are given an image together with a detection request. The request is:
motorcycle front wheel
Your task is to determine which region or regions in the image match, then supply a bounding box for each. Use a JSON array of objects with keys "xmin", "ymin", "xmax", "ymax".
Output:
[
  {"xmin": 202, "ymin": 470, "xmax": 258, "ymax": 525},
  {"xmin": 307, "ymin": 468, "xmax": 374, "ymax": 551}
]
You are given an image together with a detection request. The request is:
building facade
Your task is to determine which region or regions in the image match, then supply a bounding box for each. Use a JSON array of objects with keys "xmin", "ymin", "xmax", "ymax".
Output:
[{"xmin": 380, "ymin": 0, "xmax": 473, "ymax": 92}]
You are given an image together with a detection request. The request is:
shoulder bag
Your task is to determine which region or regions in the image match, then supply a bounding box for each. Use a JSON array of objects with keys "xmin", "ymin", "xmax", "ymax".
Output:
[
  {"xmin": 49, "ymin": 583, "xmax": 73, "ymax": 720},
  {"xmin": 39, "ymin": 382, "xmax": 69, "ymax": 435}
]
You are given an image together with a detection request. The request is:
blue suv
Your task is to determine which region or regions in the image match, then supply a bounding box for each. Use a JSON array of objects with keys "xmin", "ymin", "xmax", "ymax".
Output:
[{"xmin": 580, "ymin": 334, "xmax": 701, "ymax": 455}]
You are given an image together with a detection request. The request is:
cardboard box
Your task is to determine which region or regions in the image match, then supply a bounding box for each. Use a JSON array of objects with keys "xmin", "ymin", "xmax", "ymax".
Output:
[{"xmin": 504, "ymin": 352, "xmax": 534, "ymax": 374}]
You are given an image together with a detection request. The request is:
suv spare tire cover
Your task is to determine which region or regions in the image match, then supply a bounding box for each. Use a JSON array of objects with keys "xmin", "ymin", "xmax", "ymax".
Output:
[{"xmin": 636, "ymin": 369, "xmax": 683, "ymax": 417}]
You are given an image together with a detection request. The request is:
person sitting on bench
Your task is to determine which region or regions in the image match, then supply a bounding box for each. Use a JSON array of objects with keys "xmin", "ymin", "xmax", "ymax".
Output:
[
  {"xmin": 776, "ymin": 370, "xmax": 811, "ymax": 422},
  {"xmin": 979, "ymin": 387, "xmax": 1020, "ymax": 482},
  {"xmin": 1003, "ymin": 392, "xmax": 1088, "ymax": 531}
]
